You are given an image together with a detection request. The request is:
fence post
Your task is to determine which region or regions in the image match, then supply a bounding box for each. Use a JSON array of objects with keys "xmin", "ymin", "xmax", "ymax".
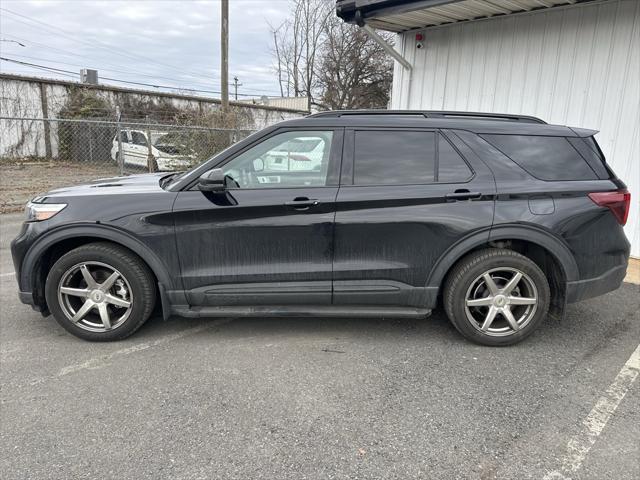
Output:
[
  {"xmin": 39, "ymin": 82, "xmax": 53, "ymax": 162},
  {"xmin": 145, "ymin": 115, "xmax": 158, "ymax": 173},
  {"xmin": 115, "ymin": 106, "xmax": 124, "ymax": 176}
]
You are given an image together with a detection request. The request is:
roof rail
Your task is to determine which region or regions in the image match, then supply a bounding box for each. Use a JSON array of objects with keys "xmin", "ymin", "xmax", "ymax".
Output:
[{"xmin": 308, "ymin": 110, "xmax": 547, "ymax": 124}]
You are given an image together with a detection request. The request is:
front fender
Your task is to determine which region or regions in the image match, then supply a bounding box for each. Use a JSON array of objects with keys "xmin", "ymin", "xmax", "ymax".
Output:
[{"xmin": 19, "ymin": 223, "xmax": 178, "ymax": 294}]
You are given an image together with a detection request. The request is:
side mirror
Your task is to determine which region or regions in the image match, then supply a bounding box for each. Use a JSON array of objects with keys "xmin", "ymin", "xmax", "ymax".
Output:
[{"xmin": 198, "ymin": 168, "xmax": 226, "ymax": 192}]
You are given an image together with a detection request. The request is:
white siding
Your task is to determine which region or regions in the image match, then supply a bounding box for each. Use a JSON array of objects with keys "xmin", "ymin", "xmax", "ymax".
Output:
[{"xmin": 392, "ymin": 0, "xmax": 640, "ymax": 256}]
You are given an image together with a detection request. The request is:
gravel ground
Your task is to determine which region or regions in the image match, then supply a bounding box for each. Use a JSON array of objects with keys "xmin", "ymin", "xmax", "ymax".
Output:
[
  {"xmin": 1, "ymin": 212, "xmax": 638, "ymax": 480},
  {"xmin": 0, "ymin": 162, "xmax": 119, "ymax": 212}
]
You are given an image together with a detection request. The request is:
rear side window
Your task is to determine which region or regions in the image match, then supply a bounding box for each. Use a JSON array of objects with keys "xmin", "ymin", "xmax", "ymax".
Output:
[
  {"xmin": 482, "ymin": 135, "xmax": 597, "ymax": 181},
  {"xmin": 354, "ymin": 131, "xmax": 436, "ymax": 185},
  {"xmin": 567, "ymin": 137, "xmax": 610, "ymax": 179},
  {"xmin": 438, "ymin": 135, "xmax": 473, "ymax": 182}
]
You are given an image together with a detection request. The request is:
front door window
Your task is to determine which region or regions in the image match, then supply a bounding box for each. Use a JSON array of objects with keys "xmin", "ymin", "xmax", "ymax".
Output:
[{"xmin": 221, "ymin": 130, "xmax": 334, "ymax": 188}]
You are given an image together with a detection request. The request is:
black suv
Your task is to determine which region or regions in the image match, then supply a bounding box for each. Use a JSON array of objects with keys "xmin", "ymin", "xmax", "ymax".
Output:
[{"xmin": 11, "ymin": 110, "xmax": 631, "ymax": 346}]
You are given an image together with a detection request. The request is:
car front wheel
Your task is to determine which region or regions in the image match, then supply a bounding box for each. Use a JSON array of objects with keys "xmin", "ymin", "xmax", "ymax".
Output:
[
  {"xmin": 45, "ymin": 242, "xmax": 156, "ymax": 341},
  {"xmin": 443, "ymin": 248, "xmax": 550, "ymax": 346}
]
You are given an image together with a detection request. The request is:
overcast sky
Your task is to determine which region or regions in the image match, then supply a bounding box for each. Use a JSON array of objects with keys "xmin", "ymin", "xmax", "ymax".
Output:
[{"xmin": 0, "ymin": 0, "xmax": 297, "ymax": 99}]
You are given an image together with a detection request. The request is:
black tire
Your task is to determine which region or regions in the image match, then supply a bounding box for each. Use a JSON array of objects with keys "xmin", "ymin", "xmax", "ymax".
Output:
[
  {"xmin": 45, "ymin": 242, "xmax": 156, "ymax": 341},
  {"xmin": 443, "ymin": 248, "xmax": 550, "ymax": 346}
]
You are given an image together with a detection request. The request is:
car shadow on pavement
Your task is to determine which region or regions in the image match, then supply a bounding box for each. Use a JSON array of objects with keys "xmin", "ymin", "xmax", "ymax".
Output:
[
  {"xmin": 132, "ymin": 282, "xmax": 640, "ymax": 351},
  {"xmin": 143, "ymin": 309, "xmax": 460, "ymax": 343}
]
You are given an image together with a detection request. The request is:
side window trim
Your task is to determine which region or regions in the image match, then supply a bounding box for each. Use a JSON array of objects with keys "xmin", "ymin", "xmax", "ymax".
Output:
[
  {"xmin": 434, "ymin": 131, "xmax": 440, "ymax": 182},
  {"xmin": 438, "ymin": 130, "xmax": 476, "ymax": 183},
  {"xmin": 340, "ymin": 128, "xmax": 355, "ymax": 186}
]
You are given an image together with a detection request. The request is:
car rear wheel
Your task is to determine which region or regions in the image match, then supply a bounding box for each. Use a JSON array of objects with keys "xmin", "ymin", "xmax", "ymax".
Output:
[
  {"xmin": 444, "ymin": 248, "xmax": 550, "ymax": 346},
  {"xmin": 45, "ymin": 242, "xmax": 156, "ymax": 341}
]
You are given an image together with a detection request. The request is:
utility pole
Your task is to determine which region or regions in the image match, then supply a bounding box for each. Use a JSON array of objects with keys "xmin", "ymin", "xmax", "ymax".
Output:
[
  {"xmin": 232, "ymin": 76, "xmax": 242, "ymax": 100},
  {"xmin": 221, "ymin": 0, "xmax": 229, "ymax": 111}
]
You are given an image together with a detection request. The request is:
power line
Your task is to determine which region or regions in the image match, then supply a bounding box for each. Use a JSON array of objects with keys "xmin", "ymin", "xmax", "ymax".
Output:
[
  {"xmin": 5, "ymin": 53, "xmax": 223, "ymax": 88},
  {"xmin": 0, "ymin": 24, "xmax": 282, "ymax": 96},
  {"xmin": 2, "ymin": 43, "xmax": 281, "ymax": 96},
  {"xmin": 0, "ymin": 7, "xmax": 210, "ymax": 80},
  {"xmin": 0, "ymin": 57, "xmax": 277, "ymax": 99},
  {"xmin": 0, "ymin": 34, "xmax": 213, "ymax": 86}
]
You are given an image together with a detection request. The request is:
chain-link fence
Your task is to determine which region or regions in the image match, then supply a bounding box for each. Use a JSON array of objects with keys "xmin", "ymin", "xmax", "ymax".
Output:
[{"xmin": 0, "ymin": 116, "xmax": 256, "ymax": 211}]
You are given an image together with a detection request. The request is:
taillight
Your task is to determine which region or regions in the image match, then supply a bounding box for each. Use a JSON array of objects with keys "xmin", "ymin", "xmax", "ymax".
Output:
[{"xmin": 588, "ymin": 189, "xmax": 631, "ymax": 225}]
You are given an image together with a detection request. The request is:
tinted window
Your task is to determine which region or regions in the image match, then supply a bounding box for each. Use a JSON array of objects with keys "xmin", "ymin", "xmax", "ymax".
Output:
[
  {"xmin": 482, "ymin": 135, "xmax": 597, "ymax": 181},
  {"xmin": 131, "ymin": 131, "xmax": 147, "ymax": 146},
  {"xmin": 222, "ymin": 130, "xmax": 333, "ymax": 188},
  {"xmin": 567, "ymin": 137, "xmax": 609, "ymax": 179},
  {"xmin": 119, "ymin": 131, "xmax": 129, "ymax": 143},
  {"xmin": 438, "ymin": 135, "xmax": 472, "ymax": 182},
  {"xmin": 354, "ymin": 131, "xmax": 435, "ymax": 185}
]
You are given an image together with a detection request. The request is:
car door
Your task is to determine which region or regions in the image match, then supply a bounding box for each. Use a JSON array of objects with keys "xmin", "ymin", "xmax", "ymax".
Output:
[
  {"xmin": 332, "ymin": 128, "xmax": 496, "ymax": 308},
  {"xmin": 173, "ymin": 128, "xmax": 343, "ymax": 306},
  {"xmin": 113, "ymin": 130, "xmax": 131, "ymax": 164},
  {"xmin": 129, "ymin": 131, "xmax": 148, "ymax": 167}
]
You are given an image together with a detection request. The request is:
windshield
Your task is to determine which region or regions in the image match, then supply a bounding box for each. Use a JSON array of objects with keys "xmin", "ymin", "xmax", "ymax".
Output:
[
  {"xmin": 152, "ymin": 132, "xmax": 195, "ymax": 155},
  {"xmin": 152, "ymin": 132, "xmax": 187, "ymax": 146}
]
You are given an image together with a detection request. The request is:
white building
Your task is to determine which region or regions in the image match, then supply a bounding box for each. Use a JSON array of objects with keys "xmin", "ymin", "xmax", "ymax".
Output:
[{"xmin": 337, "ymin": 0, "xmax": 639, "ymax": 257}]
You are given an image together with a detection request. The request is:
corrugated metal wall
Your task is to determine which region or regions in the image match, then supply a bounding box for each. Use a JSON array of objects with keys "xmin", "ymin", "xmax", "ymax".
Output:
[{"xmin": 392, "ymin": 0, "xmax": 640, "ymax": 256}]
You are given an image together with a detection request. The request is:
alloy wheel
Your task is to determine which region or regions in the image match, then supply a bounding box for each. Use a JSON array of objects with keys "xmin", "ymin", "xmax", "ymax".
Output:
[
  {"xmin": 464, "ymin": 267, "xmax": 538, "ymax": 336},
  {"xmin": 57, "ymin": 261, "xmax": 133, "ymax": 332}
]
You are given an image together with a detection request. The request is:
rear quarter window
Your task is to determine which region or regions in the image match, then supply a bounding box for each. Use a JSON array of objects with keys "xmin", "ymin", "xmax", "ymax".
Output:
[
  {"xmin": 481, "ymin": 134, "xmax": 598, "ymax": 181},
  {"xmin": 567, "ymin": 137, "xmax": 610, "ymax": 179},
  {"xmin": 438, "ymin": 134, "xmax": 473, "ymax": 182}
]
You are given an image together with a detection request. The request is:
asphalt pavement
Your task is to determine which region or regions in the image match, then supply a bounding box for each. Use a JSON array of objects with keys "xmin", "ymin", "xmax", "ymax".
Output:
[{"xmin": 1, "ymin": 212, "xmax": 638, "ymax": 480}]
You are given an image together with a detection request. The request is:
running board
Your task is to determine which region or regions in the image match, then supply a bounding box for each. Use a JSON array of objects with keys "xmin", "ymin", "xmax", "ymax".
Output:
[{"xmin": 171, "ymin": 305, "xmax": 431, "ymax": 319}]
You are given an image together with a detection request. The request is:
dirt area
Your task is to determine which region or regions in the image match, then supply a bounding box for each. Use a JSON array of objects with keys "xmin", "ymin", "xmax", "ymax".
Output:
[
  {"xmin": 625, "ymin": 257, "xmax": 640, "ymax": 285},
  {"xmin": 0, "ymin": 161, "xmax": 120, "ymax": 213}
]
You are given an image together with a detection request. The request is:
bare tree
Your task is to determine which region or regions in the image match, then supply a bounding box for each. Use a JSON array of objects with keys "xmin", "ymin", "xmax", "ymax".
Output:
[
  {"xmin": 269, "ymin": 0, "xmax": 333, "ymax": 107},
  {"xmin": 270, "ymin": 1, "xmax": 393, "ymax": 110},
  {"xmin": 315, "ymin": 20, "xmax": 394, "ymax": 110}
]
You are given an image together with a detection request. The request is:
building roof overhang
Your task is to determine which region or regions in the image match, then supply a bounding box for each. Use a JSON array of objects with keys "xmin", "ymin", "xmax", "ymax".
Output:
[{"xmin": 336, "ymin": 0, "xmax": 600, "ymax": 32}]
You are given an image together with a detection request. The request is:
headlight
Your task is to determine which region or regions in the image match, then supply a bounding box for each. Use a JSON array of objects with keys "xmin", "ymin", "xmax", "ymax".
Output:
[{"xmin": 25, "ymin": 202, "xmax": 67, "ymax": 222}]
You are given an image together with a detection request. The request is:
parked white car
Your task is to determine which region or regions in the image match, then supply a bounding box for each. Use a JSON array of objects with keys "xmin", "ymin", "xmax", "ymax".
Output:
[
  {"xmin": 110, "ymin": 130, "xmax": 194, "ymax": 171},
  {"xmin": 262, "ymin": 136, "xmax": 326, "ymax": 173}
]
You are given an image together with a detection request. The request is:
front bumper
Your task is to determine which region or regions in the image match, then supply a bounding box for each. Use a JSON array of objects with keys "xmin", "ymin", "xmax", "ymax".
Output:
[
  {"xmin": 18, "ymin": 290, "xmax": 35, "ymax": 306},
  {"xmin": 10, "ymin": 220, "xmax": 48, "ymax": 313}
]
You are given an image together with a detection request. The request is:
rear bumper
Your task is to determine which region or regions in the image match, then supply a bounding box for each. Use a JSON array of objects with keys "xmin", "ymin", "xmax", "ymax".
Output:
[{"xmin": 566, "ymin": 264, "xmax": 628, "ymax": 303}]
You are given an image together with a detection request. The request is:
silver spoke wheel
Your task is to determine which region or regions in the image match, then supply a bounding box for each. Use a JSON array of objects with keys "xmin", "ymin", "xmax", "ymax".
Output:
[
  {"xmin": 57, "ymin": 261, "xmax": 133, "ymax": 333},
  {"xmin": 464, "ymin": 267, "xmax": 538, "ymax": 337}
]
